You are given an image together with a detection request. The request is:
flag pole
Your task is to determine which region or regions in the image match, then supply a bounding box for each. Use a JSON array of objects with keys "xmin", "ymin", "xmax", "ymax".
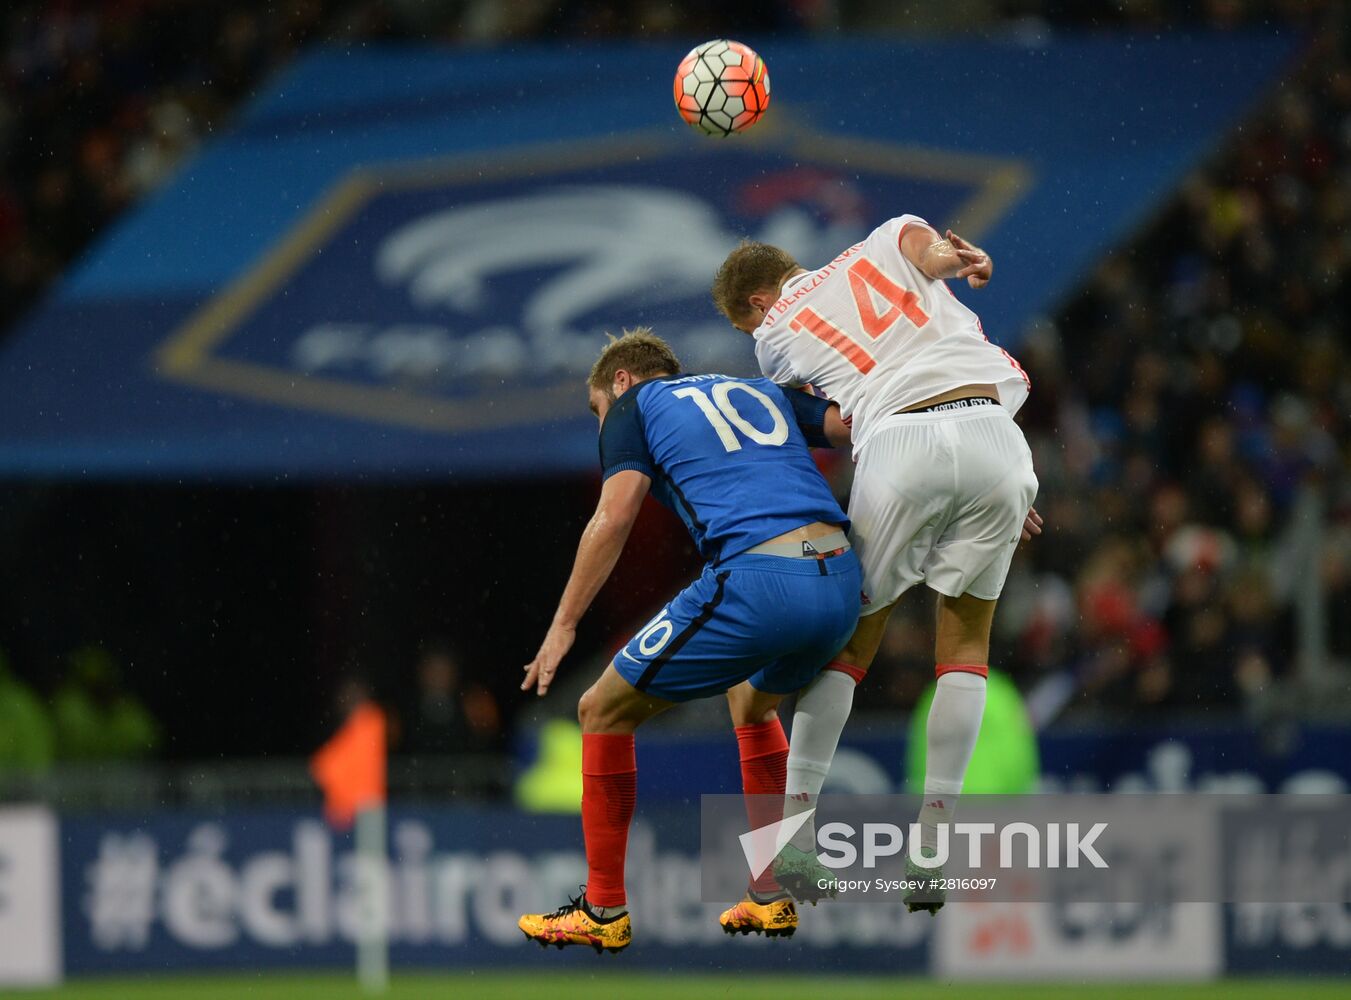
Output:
[
  {"xmin": 310, "ymin": 700, "xmax": 389, "ymax": 994},
  {"xmin": 355, "ymin": 803, "xmax": 389, "ymax": 994}
]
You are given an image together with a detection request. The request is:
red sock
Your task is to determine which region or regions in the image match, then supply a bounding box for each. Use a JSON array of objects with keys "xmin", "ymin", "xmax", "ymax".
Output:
[
  {"xmin": 581, "ymin": 733, "xmax": 636, "ymax": 909},
  {"xmin": 825, "ymin": 659, "xmax": 867, "ymax": 683},
  {"xmin": 936, "ymin": 663, "xmax": 989, "ymax": 678},
  {"xmin": 735, "ymin": 717, "xmax": 789, "ymax": 894}
]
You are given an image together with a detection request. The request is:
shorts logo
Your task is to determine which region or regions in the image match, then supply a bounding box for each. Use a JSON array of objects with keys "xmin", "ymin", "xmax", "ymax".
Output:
[
  {"xmin": 635, "ymin": 609, "xmax": 675, "ymax": 657},
  {"xmin": 924, "ymin": 396, "xmax": 996, "ymax": 412}
]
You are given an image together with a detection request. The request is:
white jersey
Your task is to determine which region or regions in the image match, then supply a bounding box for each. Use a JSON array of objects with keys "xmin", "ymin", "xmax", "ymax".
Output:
[{"xmin": 753, "ymin": 215, "xmax": 1030, "ymax": 455}]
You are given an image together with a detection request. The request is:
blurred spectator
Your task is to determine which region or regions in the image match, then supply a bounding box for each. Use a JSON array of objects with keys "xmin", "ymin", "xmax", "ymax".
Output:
[
  {"xmin": 999, "ymin": 9, "xmax": 1350, "ymax": 719},
  {"xmin": 0, "ymin": 649, "xmax": 54, "ymax": 771},
  {"xmin": 0, "ymin": 0, "xmax": 817, "ymax": 339},
  {"xmin": 0, "ymin": 0, "xmax": 335, "ymax": 335},
  {"xmin": 907, "ymin": 670, "xmax": 1039, "ymax": 795},
  {"xmin": 51, "ymin": 646, "xmax": 160, "ymax": 760},
  {"xmin": 773, "ymin": 3, "xmax": 1351, "ymax": 721},
  {"xmin": 331, "ymin": 670, "xmax": 376, "ymax": 721},
  {"xmin": 0, "ymin": 0, "xmax": 1345, "ymax": 734},
  {"xmin": 515, "ymin": 718, "xmax": 584, "ymax": 813},
  {"xmin": 401, "ymin": 641, "xmax": 500, "ymax": 753}
]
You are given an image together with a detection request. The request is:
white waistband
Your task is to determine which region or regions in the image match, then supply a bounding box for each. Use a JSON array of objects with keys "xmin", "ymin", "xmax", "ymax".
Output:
[{"xmin": 745, "ymin": 529, "xmax": 851, "ymax": 559}]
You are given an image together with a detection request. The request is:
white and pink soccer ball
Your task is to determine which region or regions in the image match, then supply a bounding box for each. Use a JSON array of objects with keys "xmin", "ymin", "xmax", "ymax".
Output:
[{"xmin": 673, "ymin": 39, "xmax": 771, "ymax": 137}]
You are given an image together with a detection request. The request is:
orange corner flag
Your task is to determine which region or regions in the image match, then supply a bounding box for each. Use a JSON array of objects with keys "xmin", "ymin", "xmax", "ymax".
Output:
[{"xmin": 310, "ymin": 700, "xmax": 387, "ymax": 829}]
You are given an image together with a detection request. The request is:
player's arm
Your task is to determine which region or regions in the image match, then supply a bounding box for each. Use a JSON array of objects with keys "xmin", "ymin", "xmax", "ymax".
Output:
[
  {"xmin": 899, "ymin": 223, "xmax": 993, "ymax": 289},
  {"xmin": 1022, "ymin": 506, "xmax": 1043, "ymax": 542},
  {"xmin": 783, "ymin": 386, "xmax": 851, "ymax": 449},
  {"xmin": 822, "ymin": 405, "xmax": 851, "ymax": 449},
  {"xmin": 522, "ymin": 470, "xmax": 650, "ymax": 696}
]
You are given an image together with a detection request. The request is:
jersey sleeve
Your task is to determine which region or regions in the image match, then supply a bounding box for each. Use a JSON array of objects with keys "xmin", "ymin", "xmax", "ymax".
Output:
[
  {"xmin": 884, "ymin": 213, "xmax": 940, "ymax": 253},
  {"xmin": 754, "ymin": 334, "xmax": 803, "ymax": 387},
  {"xmin": 598, "ymin": 392, "xmax": 656, "ymax": 481},
  {"xmin": 779, "ymin": 385, "xmax": 835, "ymax": 449}
]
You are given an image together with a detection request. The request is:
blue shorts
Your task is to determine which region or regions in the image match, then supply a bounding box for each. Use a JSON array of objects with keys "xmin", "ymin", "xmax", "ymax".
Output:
[{"xmin": 613, "ymin": 549, "xmax": 862, "ymax": 703}]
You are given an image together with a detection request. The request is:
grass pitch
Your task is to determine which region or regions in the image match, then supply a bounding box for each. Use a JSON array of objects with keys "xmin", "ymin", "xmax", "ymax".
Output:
[{"xmin": 2, "ymin": 974, "xmax": 1343, "ymax": 999}]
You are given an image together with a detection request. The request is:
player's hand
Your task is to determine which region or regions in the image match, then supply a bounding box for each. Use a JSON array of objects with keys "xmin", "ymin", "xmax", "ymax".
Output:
[
  {"xmin": 1021, "ymin": 506, "xmax": 1043, "ymax": 543},
  {"xmin": 947, "ymin": 229, "xmax": 992, "ymax": 289},
  {"xmin": 522, "ymin": 622, "xmax": 576, "ymax": 697}
]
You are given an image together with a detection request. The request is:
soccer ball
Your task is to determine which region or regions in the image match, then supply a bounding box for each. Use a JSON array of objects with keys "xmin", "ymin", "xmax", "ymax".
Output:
[{"xmin": 673, "ymin": 39, "xmax": 770, "ymax": 137}]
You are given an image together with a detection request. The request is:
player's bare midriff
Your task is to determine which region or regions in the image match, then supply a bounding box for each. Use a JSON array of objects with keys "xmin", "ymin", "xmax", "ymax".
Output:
[
  {"xmin": 760, "ymin": 520, "xmax": 845, "ymax": 547},
  {"xmin": 899, "ymin": 382, "xmax": 1000, "ymax": 413}
]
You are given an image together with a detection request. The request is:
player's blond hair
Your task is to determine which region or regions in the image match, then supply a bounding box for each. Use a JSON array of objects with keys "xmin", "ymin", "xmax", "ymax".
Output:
[
  {"xmin": 711, "ymin": 240, "xmax": 800, "ymax": 326},
  {"xmin": 588, "ymin": 327, "xmax": 682, "ymax": 398}
]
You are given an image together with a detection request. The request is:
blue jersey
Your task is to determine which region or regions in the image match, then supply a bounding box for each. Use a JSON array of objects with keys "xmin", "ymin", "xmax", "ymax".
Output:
[{"xmin": 599, "ymin": 374, "xmax": 847, "ymax": 563}]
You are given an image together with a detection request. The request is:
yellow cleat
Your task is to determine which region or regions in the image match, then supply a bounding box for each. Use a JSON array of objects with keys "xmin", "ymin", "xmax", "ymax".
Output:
[
  {"xmin": 519, "ymin": 890, "xmax": 631, "ymax": 954},
  {"xmin": 719, "ymin": 895, "xmax": 798, "ymax": 938}
]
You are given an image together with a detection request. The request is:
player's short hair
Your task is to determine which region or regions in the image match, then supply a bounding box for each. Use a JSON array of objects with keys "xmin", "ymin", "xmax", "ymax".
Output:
[
  {"xmin": 711, "ymin": 240, "xmax": 800, "ymax": 325},
  {"xmin": 588, "ymin": 327, "xmax": 681, "ymax": 397}
]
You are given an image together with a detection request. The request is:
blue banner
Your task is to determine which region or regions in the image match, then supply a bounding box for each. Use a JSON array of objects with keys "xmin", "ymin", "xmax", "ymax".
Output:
[
  {"xmin": 57, "ymin": 794, "xmax": 1350, "ymax": 977},
  {"xmin": 571, "ymin": 722, "xmax": 1351, "ymax": 802},
  {"xmin": 0, "ymin": 35, "xmax": 1300, "ymax": 478},
  {"xmin": 60, "ymin": 805, "xmax": 929, "ymax": 975}
]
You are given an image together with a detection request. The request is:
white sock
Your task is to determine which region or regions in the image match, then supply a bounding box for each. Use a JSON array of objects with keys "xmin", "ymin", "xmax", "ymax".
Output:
[
  {"xmin": 917, "ymin": 671, "xmax": 987, "ymax": 853},
  {"xmin": 784, "ymin": 668, "xmax": 857, "ymax": 851}
]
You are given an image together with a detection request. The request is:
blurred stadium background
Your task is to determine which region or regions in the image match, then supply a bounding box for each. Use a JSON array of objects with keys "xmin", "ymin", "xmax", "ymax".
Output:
[{"xmin": 0, "ymin": 0, "xmax": 1347, "ymax": 995}]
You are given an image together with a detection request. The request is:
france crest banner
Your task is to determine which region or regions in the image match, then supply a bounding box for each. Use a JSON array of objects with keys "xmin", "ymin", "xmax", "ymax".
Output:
[{"xmin": 0, "ymin": 36, "xmax": 1299, "ymax": 478}]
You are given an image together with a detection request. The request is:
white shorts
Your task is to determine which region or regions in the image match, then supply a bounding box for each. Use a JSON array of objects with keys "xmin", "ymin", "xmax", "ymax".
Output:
[{"xmin": 849, "ymin": 404, "xmax": 1038, "ymax": 611}]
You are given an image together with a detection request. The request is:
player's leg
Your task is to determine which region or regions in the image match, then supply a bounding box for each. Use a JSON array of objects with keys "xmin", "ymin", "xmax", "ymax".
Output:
[
  {"xmin": 916, "ymin": 410, "xmax": 1036, "ymax": 840},
  {"xmin": 578, "ymin": 661, "xmax": 675, "ymax": 733},
  {"xmin": 726, "ymin": 678, "xmax": 783, "ymax": 724},
  {"xmin": 915, "ymin": 593, "xmax": 996, "ymax": 847},
  {"xmin": 766, "ymin": 607, "xmax": 897, "ymax": 904},
  {"xmin": 780, "ymin": 602, "xmax": 893, "ymax": 852},
  {"xmin": 720, "ymin": 548, "xmax": 861, "ymax": 926},
  {"xmin": 781, "ymin": 420, "xmax": 939, "ymax": 864},
  {"xmin": 523, "ymin": 562, "xmax": 767, "ymax": 950},
  {"xmin": 906, "ymin": 408, "xmax": 1038, "ymax": 913},
  {"xmin": 726, "ymin": 682, "xmax": 790, "ymax": 871},
  {"xmin": 903, "ymin": 593, "xmax": 996, "ymax": 914},
  {"xmin": 719, "ymin": 681, "xmax": 799, "ymax": 936},
  {"xmin": 576, "ymin": 664, "xmax": 674, "ymax": 908},
  {"xmin": 518, "ymin": 665, "xmax": 671, "ymax": 952}
]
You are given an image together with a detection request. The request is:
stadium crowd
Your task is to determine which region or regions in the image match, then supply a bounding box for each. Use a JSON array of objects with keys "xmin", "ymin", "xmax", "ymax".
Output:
[
  {"xmin": 868, "ymin": 9, "xmax": 1351, "ymax": 720},
  {"xmin": 1, "ymin": 0, "xmax": 1337, "ymax": 335},
  {"xmin": 1025, "ymin": 16, "xmax": 1350, "ymax": 715},
  {"xmin": 0, "ymin": 0, "xmax": 809, "ymax": 337},
  {"xmin": 0, "ymin": 0, "xmax": 1345, "ymax": 762},
  {"xmin": 0, "ymin": 1, "xmax": 345, "ymax": 335}
]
